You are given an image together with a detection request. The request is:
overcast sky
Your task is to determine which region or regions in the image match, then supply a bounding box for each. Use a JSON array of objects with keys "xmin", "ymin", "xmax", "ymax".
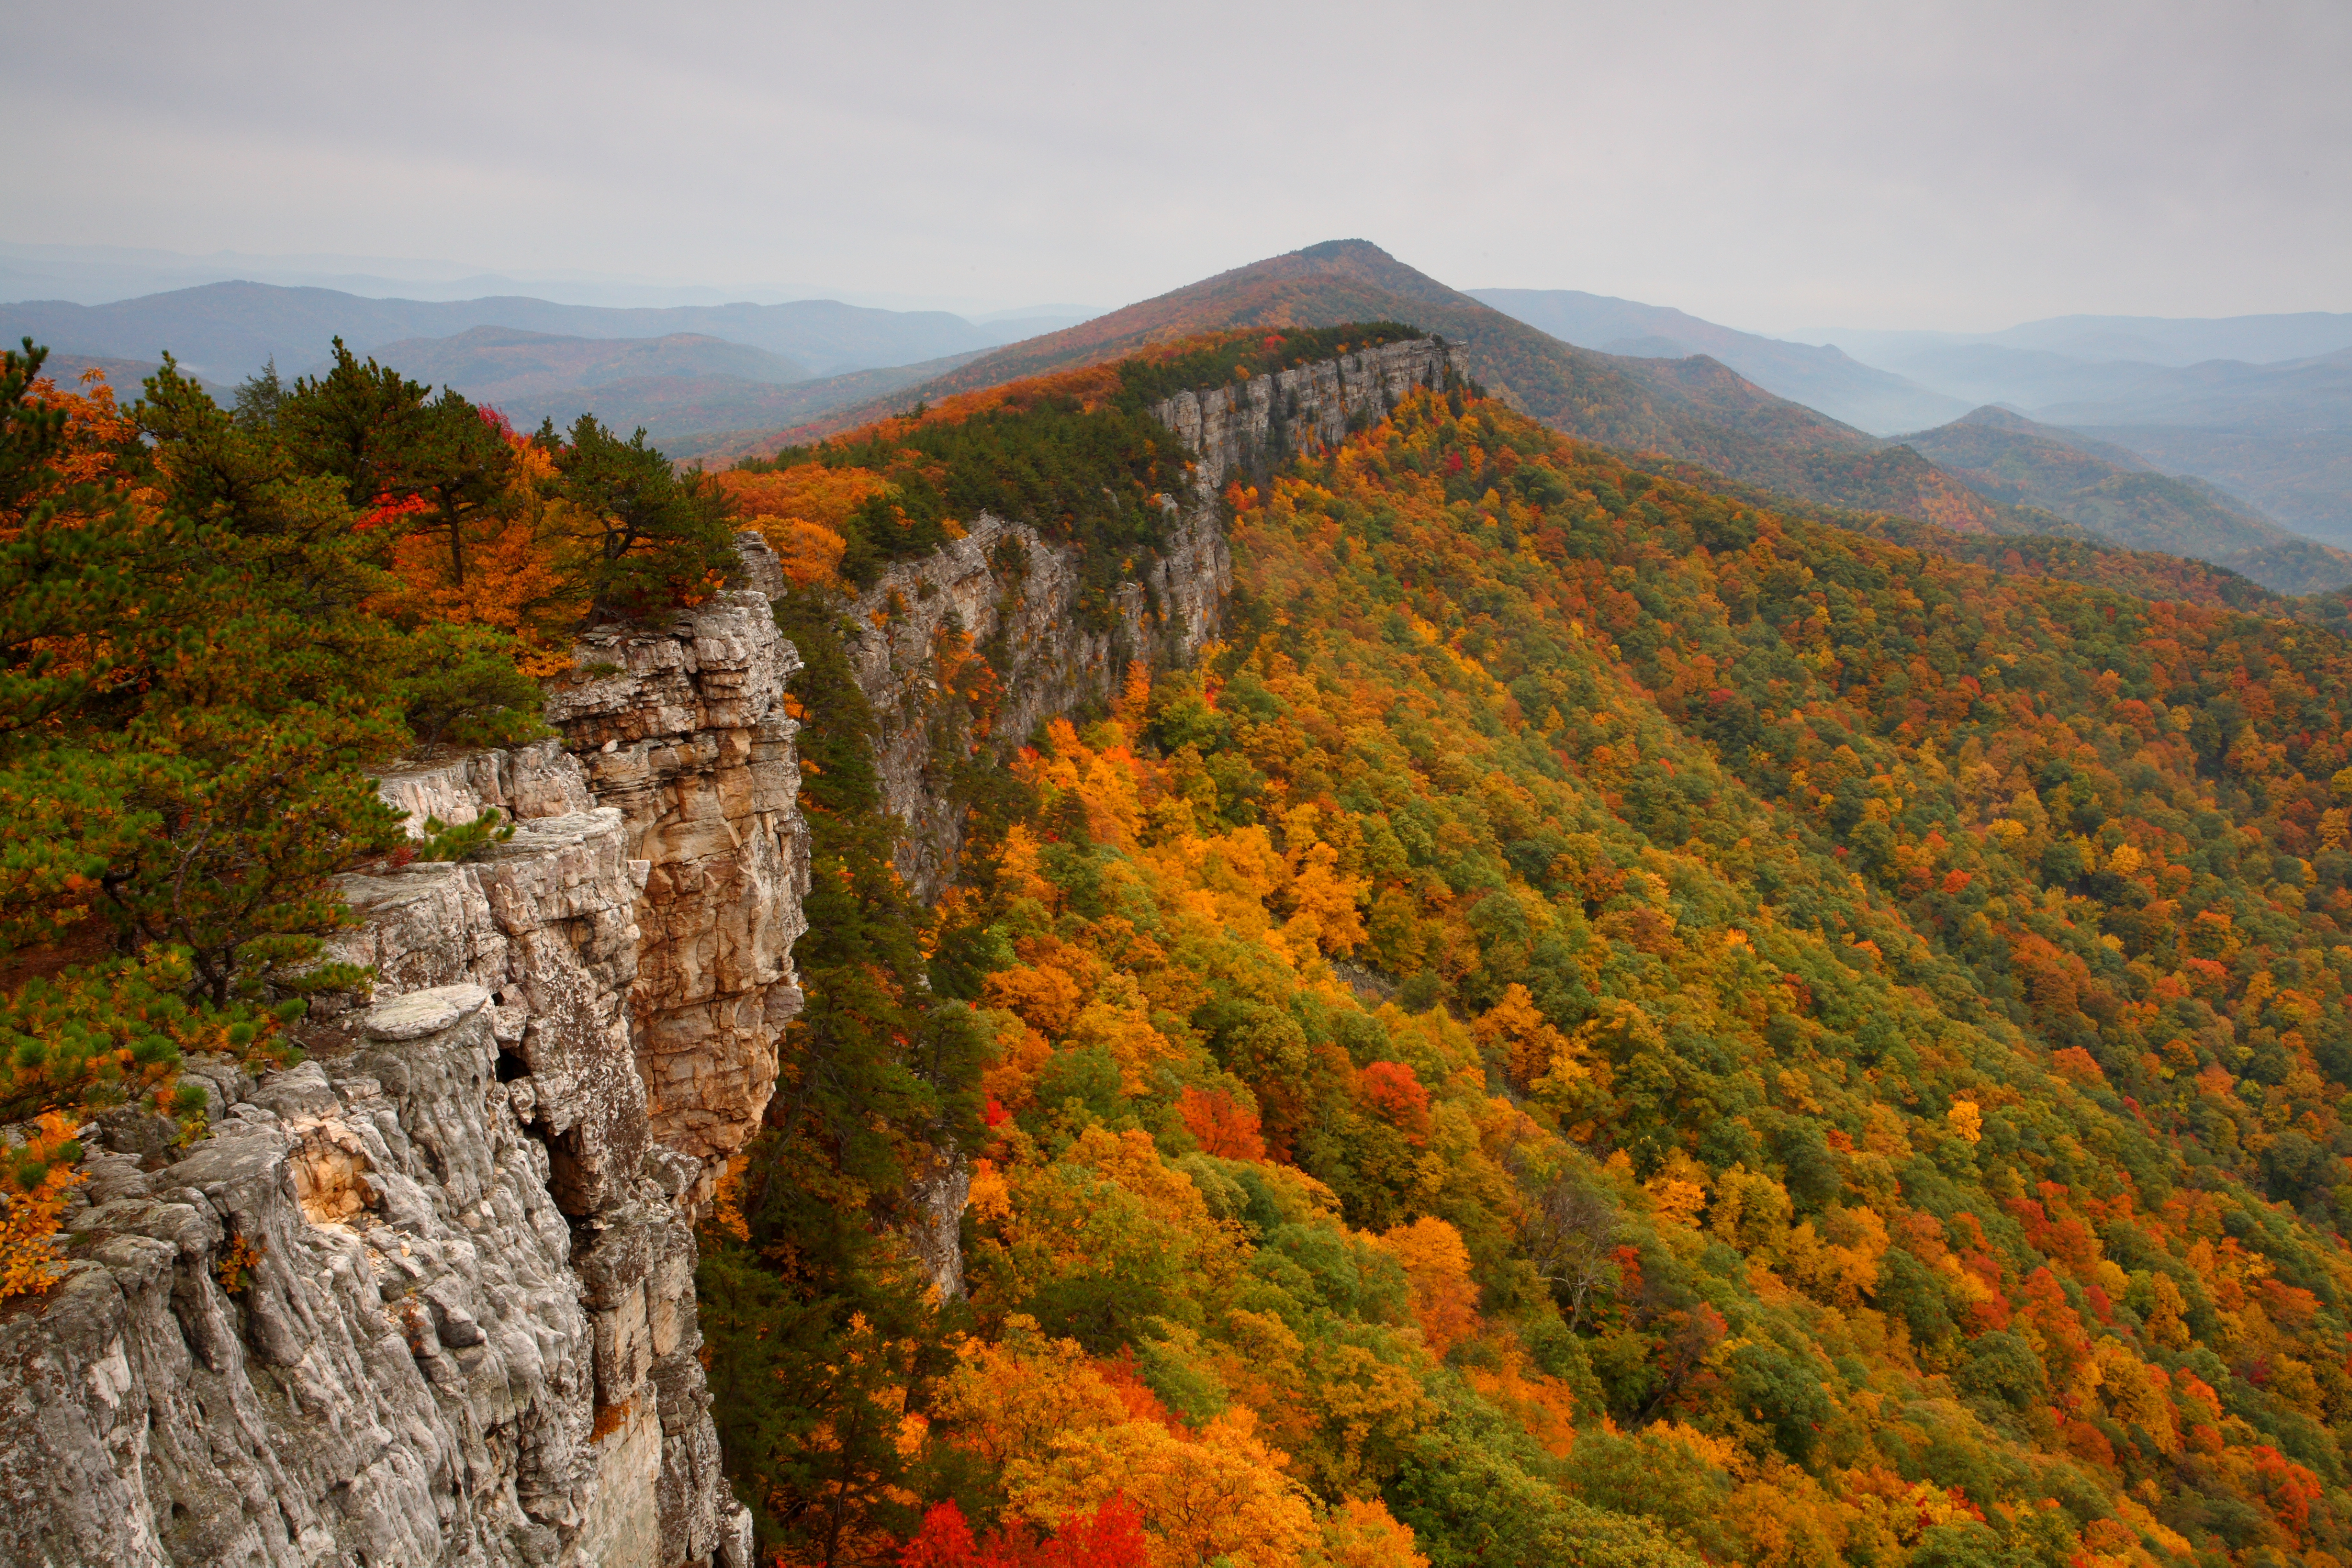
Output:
[{"xmin": 5, "ymin": 0, "xmax": 2348, "ymax": 332}]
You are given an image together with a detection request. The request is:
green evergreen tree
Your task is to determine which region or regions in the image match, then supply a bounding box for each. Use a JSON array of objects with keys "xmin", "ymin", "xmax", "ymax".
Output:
[
  {"xmin": 543, "ymin": 413, "xmax": 738, "ymax": 620},
  {"xmin": 277, "ymin": 339, "xmax": 513, "ymax": 584}
]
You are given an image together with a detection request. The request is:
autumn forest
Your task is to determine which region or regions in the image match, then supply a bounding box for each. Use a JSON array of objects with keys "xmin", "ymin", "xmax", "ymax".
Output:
[{"xmin": 12, "ymin": 318, "xmax": 2352, "ymax": 1568}]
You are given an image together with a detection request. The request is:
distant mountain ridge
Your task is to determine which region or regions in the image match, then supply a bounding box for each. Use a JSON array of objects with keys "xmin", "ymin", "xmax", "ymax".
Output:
[
  {"xmin": 1815, "ymin": 310, "xmax": 2352, "ymax": 370},
  {"xmin": 488, "ymin": 351, "xmax": 992, "ymax": 452},
  {"xmin": 371, "ymin": 326, "xmax": 811, "ymax": 397},
  {"xmin": 1847, "ymin": 343, "xmax": 2352, "ymax": 431},
  {"xmin": 22, "ymin": 252, "xmax": 2344, "ymax": 578},
  {"xmin": 713, "ymin": 239, "xmax": 2003, "ymax": 534},
  {"xmin": 1900, "ymin": 406, "xmax": 2352, "ymax": 595},
  {"xmin": 1469, "ymin": 287, "xmax": 1968, "ymax": 435},
  {"xmin": 0, "ymin": 280, "xmax": 1032, "ymax": 381},
  {"xmin": 1806, "ymin": 314, "xmax": 2352, "ymax": 545},
  {"xmin": 2058, "ymin": 423, "xmax": 2352, "ymax": 550}
]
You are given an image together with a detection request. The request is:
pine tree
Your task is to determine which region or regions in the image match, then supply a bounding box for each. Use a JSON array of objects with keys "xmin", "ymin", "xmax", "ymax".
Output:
[{"xmin": 542, "ymin": 413, "xmax": 738, "ymax": 620}]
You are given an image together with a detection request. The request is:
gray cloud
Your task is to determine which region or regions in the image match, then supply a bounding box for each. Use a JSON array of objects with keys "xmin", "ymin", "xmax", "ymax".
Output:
[{"xmin": 4, "ymin": 0, "xmax": 2347, "ymax": 330}]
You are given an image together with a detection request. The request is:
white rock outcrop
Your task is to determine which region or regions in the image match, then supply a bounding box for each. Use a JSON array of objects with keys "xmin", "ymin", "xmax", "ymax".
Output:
[
  {"xmin": 0, "ymin": 983, "xmax": 744, "ymax": 1568},
  {"xmin": 0, "ymin": 593, "xmax": 808, "ymax": 1567},
  {"xmin": 840, "ymin": 338, "xmax": 1460, "ymax": 904},
  {"xmin": 1152, "ymin": 336, "xmax": 1469, "ymax": 494}
]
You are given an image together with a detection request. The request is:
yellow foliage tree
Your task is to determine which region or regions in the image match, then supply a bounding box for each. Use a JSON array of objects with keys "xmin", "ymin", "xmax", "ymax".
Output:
[
  {"xmin": 1371, "ymin": 1216, "xmax": 1480, "ymax": 1356},
  {"xmin": 1010, "ymin": 1407, "xmax": 1322, "ymax": 1568},
  {"xmin": 1778, "ymin": 1204, "xmax": 1889, "ymax": 1310},
  {"xmin": 938, "ymin": 1315, "xmax": 1133, "ymax": 1470},
  {"xmin": 1317, "ymin": 1496, "xmax": 1430, "ymax": 1568},
  {"xmin": 1474, "ymin": 983, "xmax": 1574, "ymax": 1093},
  {"xmin": 1280, "ymin": 807, "xmax": 1369, "ymax": 959},
  {"xmin": 0, "ymin": 1112, "xmax": 86, "ymax": 1301}
]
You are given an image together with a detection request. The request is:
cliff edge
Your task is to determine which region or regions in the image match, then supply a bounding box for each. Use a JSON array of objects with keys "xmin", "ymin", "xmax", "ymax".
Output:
[{"xmin": 0, "ymin": 592, "xmax": 804, "ymax": 1568}]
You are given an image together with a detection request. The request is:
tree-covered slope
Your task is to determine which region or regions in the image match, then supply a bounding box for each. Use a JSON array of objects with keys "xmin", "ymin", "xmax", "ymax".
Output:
[
  {"xmin": 1903, "ymin": 408, "xmax": 2352, "ymax": 596},
  {"xmin": 705, "ymin": 337, "xmax": 2352, "ymax": 1568},
  {"xmin": 730, "ymin": 242, "xmax": 2001, "ymax": 536}
]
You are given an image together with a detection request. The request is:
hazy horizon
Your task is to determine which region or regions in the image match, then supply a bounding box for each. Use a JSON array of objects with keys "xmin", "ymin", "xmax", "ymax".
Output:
[
  {"xmin": 10, "ymin": 239, "xmax": 2352, "ymax": 356},
  {"xmin": 4, "ymin": 1, "xmax": 2347, "ymax": 335}
]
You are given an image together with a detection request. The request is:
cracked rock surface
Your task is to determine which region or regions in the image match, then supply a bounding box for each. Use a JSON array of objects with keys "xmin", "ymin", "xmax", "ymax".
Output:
[
  {"xmin": 546, "ymin": 591, "xmax": 810, "ymax": 1202},
  {"xmin": 0, "ymin": 596, "xmax": 802, "ymax": 1567},
  {"xmin": 0, "ymin": 986, "xmax": 743, "ymax": 1567}
]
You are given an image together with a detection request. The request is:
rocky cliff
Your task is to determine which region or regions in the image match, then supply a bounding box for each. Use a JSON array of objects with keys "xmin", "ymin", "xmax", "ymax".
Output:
[
  {"xmin": 1151, "ymin": 335, "xmax": 1469, "ymax": 493},
  {"xmin": 832, "ymin": 339, "xmax": 1460, "ymax": 901},
  {"xmin": 0, "ymin": 592, "xmax": 806, "ymax": 1568},
  {"xmin": 841, "ymin": 506, "xmax": 1229, "ymax": 902},
  {"xmin": 542, "ymin": 590, "xmax": 809, "ymax": 1206},
  {"xmin": 0, "ymin": 342, "xmax": 1441, "ymax": 1564}
]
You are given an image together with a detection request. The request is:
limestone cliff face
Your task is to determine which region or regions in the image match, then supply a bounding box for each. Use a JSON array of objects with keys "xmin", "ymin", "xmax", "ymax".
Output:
[
  {"xmin": 836, "ymin": 338, "xmax": 1460, "ymax": 903},
  {"xmin": 542, "ymin": 590, "xmax": 809, "ymax": 1202},
  {"xmin": 0, "ymin": 593, "xmax": 808, "ymax": 1567},
  {"xmin": 1151, "ymin": 336, "xmax": 1469, "ymax": 494},
  {"xmin": 842, "ymin": 507, "xmax": 1229, "ymax": 903}
]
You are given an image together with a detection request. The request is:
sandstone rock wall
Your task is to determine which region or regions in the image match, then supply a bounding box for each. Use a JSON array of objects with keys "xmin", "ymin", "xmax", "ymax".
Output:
[
  {"xmin": 543, "ymin": 590, "xmax": 809, "ymax": 1200},
  {"xmin": 842, "ymin": 508, "xmax": 1228, "ymax": 903},
  {"xmin": 1, "ymin": 986, "xmax": 600, "ymax": 1568},
  {"xmin": 1151, "ymin": 335, "xmax": 1468, "ymax": 494},
  {"xmin": 0, "ymin": 592, "xmax": 809, "ymax": 1567}
]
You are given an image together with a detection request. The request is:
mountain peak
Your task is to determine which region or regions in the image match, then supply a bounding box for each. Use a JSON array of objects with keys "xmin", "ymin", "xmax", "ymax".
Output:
[
  {"xmin": 1293, "ymin": 238, "xmax": 1390, "ymax": 262},
  {"xmin": 1953, "ymin": 403, "xmax": 2046, "ymax": 432},
  {"xmin": 697, "ymin": 245, "xmax": 2001, "ymax": 535}
]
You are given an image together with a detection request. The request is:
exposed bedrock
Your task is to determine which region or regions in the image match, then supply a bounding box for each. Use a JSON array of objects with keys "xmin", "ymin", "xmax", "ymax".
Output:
[
  {"xmin": 0, "ymin": 982, "xmax": 746, "ymax": 1568},
  {"xmin": 0, "ymin": 590, "xmax": 809, "ymax": 1566},
  {"xmin": 1151, "ymin": 335, "xmax": 1469, "ymax": 494},
  {"xmin": 834, "ymin": 337, "xmax": 1459, "ymax": 903}
]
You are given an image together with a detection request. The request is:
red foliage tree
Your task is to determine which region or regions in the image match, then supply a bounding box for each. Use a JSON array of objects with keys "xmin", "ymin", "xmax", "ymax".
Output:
[{"xmin": 898, "ymin": 1497, "xmax": 1148, "ymax": 1568}]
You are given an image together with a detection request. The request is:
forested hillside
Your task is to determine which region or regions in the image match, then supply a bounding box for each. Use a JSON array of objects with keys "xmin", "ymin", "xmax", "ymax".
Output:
[
  {"xmin": 16, "ymin": 320, "xmax": 2352, "ymax": 1568},
  {"xmin": 703, "ymin": 330, "xmax": 2352, "ymax": 1568},
  {"xmin": 720, "ymin": 242, "xmax": 1999, "ymax": 536}
]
